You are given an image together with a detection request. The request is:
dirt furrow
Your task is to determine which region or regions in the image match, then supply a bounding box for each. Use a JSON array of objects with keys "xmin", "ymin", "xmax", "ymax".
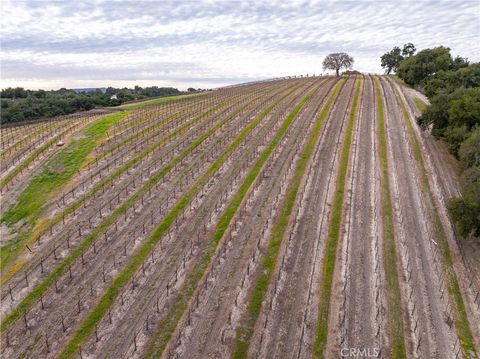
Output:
[
  {"xmin": 394, "ymin": 82, "xmax": 480, "ymax": 312},
  {"xmin": 390, "ymin": 78, "xmax": 480, "ymax": 354},
  {"xmin": 330, "ymin": 75, "xmax": 386, "ymax": 355}
]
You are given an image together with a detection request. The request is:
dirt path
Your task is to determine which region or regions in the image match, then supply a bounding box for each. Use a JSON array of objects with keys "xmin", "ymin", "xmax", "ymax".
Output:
[{"xmin": 249, "ymin": 78, "xmax": 355, "ymax": 359}]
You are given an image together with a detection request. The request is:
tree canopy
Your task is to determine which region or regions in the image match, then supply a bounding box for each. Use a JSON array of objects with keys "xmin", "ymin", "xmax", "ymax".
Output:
[
  {"xmin": 380, "ymin": 46, "xmax": 403, "ymax": 74},
  {"xmin": 418, "ymin": 86, "xmax": 480, "ymax": 143},
  {"xmin": 322, "ymin": 53, "xmax": 354, "ymax": 76},
  {"xmin": 424, "ymin": 63, "xmax": 480, "ymax": 98},
  {"xmin": 0, "ymin": 86, "xmax": 181, "ymax": 124},
  {"xmin": 448, "ymin": 127, "xmax": 480, "ymax": 237},
  {"xmin": 380, "ymin": 43, "xmax": 417, "ymax": 74},
  {"xmin": 396, "ymin": 46, "xmax": 468, "ymax": 87}
]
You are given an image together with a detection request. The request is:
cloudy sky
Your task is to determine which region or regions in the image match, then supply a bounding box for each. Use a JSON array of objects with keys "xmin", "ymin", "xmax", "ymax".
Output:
[{"xmin": 1, "ymin": 0, "xmax": 479, "ymax": 90}]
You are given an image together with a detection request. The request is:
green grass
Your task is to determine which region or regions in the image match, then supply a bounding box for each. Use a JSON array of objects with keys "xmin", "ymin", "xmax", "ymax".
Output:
[
  {"xmin": 111, "ymin": 107, "xmax": 164, "ymax": 131},
  {"xmin": 311, "ymin": 78, "xmax": 360, "ymax": 358},
  {"xmin": 58, "ymin": 83, "xmax": 306, "ymax": 359},
  {"xmin": 0, "ymin": 99, "xmax": 253, "ymax": 331},
  {"xmin": 413, "ymin": 97, "xmax": 426, "ymax": 114},
  {"xmin": 373, "ymin": 77, "xmax": 406, "ymax": 358},
  {"xmin": 0, "ymin": 116, "xmax": 97, "ymax": 189},
  {"xmin": 118, "ymin": 93, "xmax": 205, "ymax": 109},
  {"xmin": 230, "ymin": 78, "xmax": 345, "ymax": 359},
  {"xmin": 388, "ymin": 77, "xmax": 477, "ymax": 358},
  {"xmin": 143, "ymin": 82, "xmax": 319, "ymax": 358},
  {"xmin": 0, "ymin": 112, "xmax": 128, "ymax": 272}
]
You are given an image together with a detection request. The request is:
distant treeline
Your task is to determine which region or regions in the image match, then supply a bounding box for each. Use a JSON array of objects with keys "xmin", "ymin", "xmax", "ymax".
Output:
[
  {"xmin": 0, "ymin": 86, "xmax": 188, "ymax": 124},
  {"xmin": 383, "ymin": 44, "xmax": 480, "ymax": 238}
]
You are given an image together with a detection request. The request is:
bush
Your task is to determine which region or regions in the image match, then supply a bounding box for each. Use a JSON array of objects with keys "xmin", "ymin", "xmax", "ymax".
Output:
[
  {"xmin": 448, "ymin": 127, "xmax": 480, "ymax": 238},
  {"xmin": 448, "ymin": 88, "xmax": 480, "ymax": 129},
  {"xmin": 418, "ymin": 88, "xmax": 480, "ymax": 156},
  {"xmin": 418, "ymin": 92, "xmax": 451, "ymax": 131},
  {"xmin": 442, "ymin": 125, "xmax": 469, "ymax": 156},
  {"xmin": 458, "ymin": 127, "xmax": 480, "ymax": 168},
  {"xmin": 424, "ymin": 64, "xmax": 480, "ymax": 99},
  {"xmin": 448, "ymin": 197, "xmax": 480, "ymax": 237}
]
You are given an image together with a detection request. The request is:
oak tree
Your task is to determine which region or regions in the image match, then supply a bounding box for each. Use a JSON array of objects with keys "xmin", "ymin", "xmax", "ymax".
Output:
[
  {"xmin": 380, "ymin": 46, "xmax": 403, "ymax": 74},
  {"xmin": 322, "ymin": 53, "xmax": 354, "ymax": 76}
]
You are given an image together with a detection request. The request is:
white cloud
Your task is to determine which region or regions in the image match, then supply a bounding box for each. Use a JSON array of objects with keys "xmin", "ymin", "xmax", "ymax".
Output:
[{"xmin": 1, "ymin": 0, "xmax": 479, "ymax": 89}]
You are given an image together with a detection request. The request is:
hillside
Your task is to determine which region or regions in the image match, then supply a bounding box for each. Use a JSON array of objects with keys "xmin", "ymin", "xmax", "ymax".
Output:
[{"xmin": 1, "ymin": 74, "xmax": 479, "ymax": 358}]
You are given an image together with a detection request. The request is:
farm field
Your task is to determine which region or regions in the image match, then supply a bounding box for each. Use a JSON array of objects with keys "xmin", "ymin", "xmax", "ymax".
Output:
[{"xmin": 1, "ymin": 74, "xmax": 479, "ymax": 359}]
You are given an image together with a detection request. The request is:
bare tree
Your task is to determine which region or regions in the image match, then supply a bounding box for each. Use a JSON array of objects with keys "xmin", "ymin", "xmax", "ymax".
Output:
[{"xmin": 322, "ymin": 53, "xmax": 354, "ymax": 76}]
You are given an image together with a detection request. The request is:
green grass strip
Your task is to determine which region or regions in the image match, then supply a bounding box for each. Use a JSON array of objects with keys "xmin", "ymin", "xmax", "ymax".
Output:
[
  {"xmin": 388, "ymin": 77, "xmax": 477, "ymax": 357},
  {"xmin": 413, "ymin": 97, "xmax": 426, "ymax": 114},
  {"xmin": 0, "ymin": 114, "xmax": 104, "ymax": 189},
  {"xmin": 373, "ymin": 77, "xmax": 407, "ymax": 358},
  {"xmin": 58, "ymin": 82, "xmax": 310, "ymax": 359},
  {"xmin": 2, "ymin": 112, "xmax": 127, "ymax": 226},
  {"xmin": 0, "ymin": 98, "xmax": 253, "ymax": 331},
  {"xmin": 230, "ymin": 79, "xmax": 344, "ymax": 359},
  {"xmin": 111, "ymin": 106, "xmax": 169, "ymax": 132},
  {"xmin": 0, "ymin": 112, "xmax": 128, "ymax": 271},
  {"xmin": 309, "ymin": 78, "xmax": 360, "ymax": 357},
  {"xmin": 144, "ymin": 81, "xmax": 323, "ymax": 358}
]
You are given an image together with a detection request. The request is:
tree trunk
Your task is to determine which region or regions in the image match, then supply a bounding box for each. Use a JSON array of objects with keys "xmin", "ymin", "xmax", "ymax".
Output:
[{"xmin": 336, "ymin": 68, "xmax": 340, "ymax": 77}]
